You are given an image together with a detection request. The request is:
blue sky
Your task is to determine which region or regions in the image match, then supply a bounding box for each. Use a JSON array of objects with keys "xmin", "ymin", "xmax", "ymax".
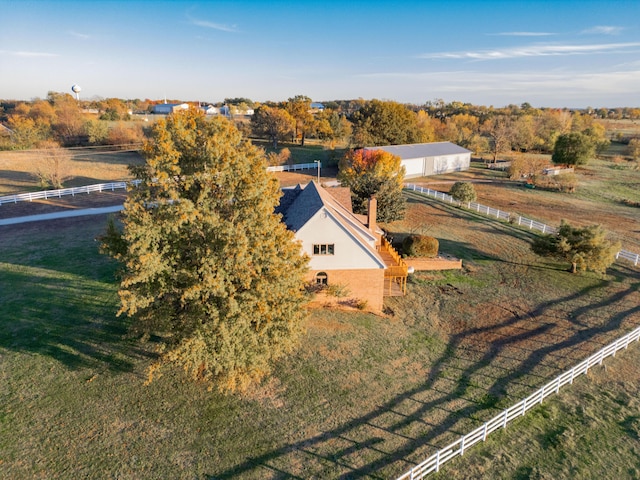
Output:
[{"xmin": 2, "ymin": 0, "xmax": 639, "ymax": 107}]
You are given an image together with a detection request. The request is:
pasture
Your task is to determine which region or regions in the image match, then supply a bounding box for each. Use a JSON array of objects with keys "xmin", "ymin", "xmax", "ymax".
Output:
[
  {"xmin": 1, "ymin": 142, "xmax": 640, "ymax": 478},
  {"xmin": 2, "ymin": 187, "xmax": 640, "ymax": 478}
]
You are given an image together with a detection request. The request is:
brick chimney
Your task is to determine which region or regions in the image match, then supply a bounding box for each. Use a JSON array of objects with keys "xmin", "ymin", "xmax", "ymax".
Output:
[{"xmin": 368, "ymin": 195, "xmax": 378, "ymax": 233}]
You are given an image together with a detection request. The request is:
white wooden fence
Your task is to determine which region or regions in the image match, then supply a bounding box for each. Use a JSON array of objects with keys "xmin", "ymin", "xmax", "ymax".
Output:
[
  {"xmin": 266, "ymin": 162, "xmax": 320, "ymax": 172},
  {"xmin": 405, "ymin": 183, "xmax": 640, "ymax": 267},
  {"xmin": 0, "ymin": 181, "xmax": 141, "ymax": 206},
  {"xmin": 396, "ymin": 324, "xmax": 640, "ymax": 480}
]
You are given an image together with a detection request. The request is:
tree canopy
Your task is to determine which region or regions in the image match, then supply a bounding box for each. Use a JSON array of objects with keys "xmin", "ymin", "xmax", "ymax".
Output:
[
  {"xmin": 101, "ymin": 108, "xmax": 309, "ymax": 392},
  {"xmin": 552, "ymin": 132, "xmax": 595, "ymax": 166},
  {"xmin": 532, "ymin": 220, "xmax": 620, "ymax": 274},
  {"xmin": 251, "ymin": 105, "xmax": 295, "ymax": 148},
  {"xmin": 338, "ymin": 148, "xmax": 406, "ymax": 222},
  {"xmin": 350, "ymin": 100, "xmax": 420, "ymax": 147},
  {"xmin": 449, "ymin": 181, "xmax": 477, "ymax": 203}
]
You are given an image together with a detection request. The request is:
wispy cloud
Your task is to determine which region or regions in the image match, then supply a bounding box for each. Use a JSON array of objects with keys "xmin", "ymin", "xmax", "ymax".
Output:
[
  {"xmin": 68, "ymin": 30, "xmax": 90, "ymax": 39},
  {"xmin": 0, "ymin": 50, "xmax": 59, "ymax": 57},
  {"xmin": 582, "ymin": 25, "xmax": 624, "ymax": 35},
  {"xmin": 419, "ymin": 42, "xmax": 640, "ymax": 60},
  {"xmin": 187, "ymin": 14, "xmax": 238, "ymax": 33},
  {"xmin": 490, "ymin": 32, "xmax": 555, "ymax": 37},
  {"xmin": 355, "ymin": 68, "xmax": 640, "ymax": 102}
]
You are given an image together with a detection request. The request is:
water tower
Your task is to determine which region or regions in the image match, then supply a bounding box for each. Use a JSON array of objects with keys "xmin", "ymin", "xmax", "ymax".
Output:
[{"xmin": 71, "ymin": 84, "xmax": 81, "ymax": 101}]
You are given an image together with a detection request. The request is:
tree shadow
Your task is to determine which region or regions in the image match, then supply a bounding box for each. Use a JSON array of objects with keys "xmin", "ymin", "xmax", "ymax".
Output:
[
  {"xmin": 209, "ymin": 264, "xmax": 640, "ymax": 479},
  {"xmin": 0, "ymin": 264, "xmax": 154, "ymax": 373}
]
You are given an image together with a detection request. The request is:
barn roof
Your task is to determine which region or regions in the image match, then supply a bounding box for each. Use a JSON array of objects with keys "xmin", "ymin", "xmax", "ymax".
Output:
[{"xmin": 365, "ymin": 142, "xmax": 471, "ymax": 159}]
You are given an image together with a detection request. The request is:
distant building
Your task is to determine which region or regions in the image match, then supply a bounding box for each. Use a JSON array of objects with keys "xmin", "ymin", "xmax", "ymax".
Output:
[
  {"xmin": 365, "ymin": 142, "xmax": 472, "ymax": 178},
  {"xmin": 152, "ymin": 103, "xmax": 190, "ymax": 114},
  {"xmin": 310, "ymin": 102, "xmax": 325, "ymax": 112},
  {"xmin": 201, "ymin": 105, "xmax": 219, "ymax": 115}
]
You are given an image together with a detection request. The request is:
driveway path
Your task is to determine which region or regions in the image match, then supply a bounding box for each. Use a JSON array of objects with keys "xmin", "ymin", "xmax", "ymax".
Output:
[{"xmin": 0, "ymin": 205, "xmax": 123, "ymax": 226}]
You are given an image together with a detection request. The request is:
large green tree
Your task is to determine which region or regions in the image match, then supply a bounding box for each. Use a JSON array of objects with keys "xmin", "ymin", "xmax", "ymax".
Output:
[
  {"xmin": 532, "ymin": 221, "xmax": 620, "ymax": 274},
  {"xmin": 552, "ymin": 132, "xmax": 595, "ymax": 166},
  {"xmin": 102, "ymin": 109, "xmax": 308, "ymax": 392},
  {"xmin": 338, "ymin": 148, "xmax": 406, "ymax": 222},
  {"xmin": 350, "ymin": 100, "xmax": 420, "ymax": 147}
]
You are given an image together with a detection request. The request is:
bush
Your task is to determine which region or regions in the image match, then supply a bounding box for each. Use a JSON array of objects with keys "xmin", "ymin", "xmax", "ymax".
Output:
[
  {"xmin": 449, "ymin": 181, "xmax": 477, "ymax": 203},
  {"xmin": 403, "ymin": 234, "xmax": 439, "ymax": 257}
]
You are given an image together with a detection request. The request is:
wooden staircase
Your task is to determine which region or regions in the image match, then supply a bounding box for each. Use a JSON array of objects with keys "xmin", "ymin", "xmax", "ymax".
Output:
[{"xmin": 378, "ymin": 237, "xmax": 408, "ymax": 296}]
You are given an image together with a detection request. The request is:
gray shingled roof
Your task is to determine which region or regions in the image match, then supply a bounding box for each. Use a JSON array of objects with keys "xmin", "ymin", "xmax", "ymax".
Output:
[{"xmin": 365, "ymin": 142, "xmax": 471, "ymax": 159}]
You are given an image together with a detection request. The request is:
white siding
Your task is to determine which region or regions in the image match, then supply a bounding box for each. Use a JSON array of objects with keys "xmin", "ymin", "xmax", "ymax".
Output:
[
  {"xmin": 296, "ymin": 208, "xmax": 383, "ymax": 271},
  {"xmin": 402, "ymin": 157, "xmax": 425, "ymax": 177}
]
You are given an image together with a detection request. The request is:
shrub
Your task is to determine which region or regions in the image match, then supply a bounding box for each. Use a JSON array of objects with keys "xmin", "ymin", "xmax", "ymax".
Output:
[
  {"xmin": 403, "ymin": 234, "xmax": 439, "ymax": 257},
  {"xmin": 449, "ymin": 181, "xmax": 477, "ymax": 203}
]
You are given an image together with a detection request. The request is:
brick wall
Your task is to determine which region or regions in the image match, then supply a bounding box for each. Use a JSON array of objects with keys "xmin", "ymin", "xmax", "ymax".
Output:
[{"xmin": 308, "ymin": 268, "xmax": 385, "ymax": 313}]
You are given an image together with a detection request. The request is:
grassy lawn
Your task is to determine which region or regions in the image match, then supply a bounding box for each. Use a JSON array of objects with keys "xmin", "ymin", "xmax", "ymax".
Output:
[
  {"xmin": 1, "ymin": 139, "xmax": 640, "ymax": 478},
  {"xmin": 433, "ymin": 347, "xmax": 640, "ymax": 479},
  {"xmin": 2, "ymin": 188, "xmax": 640, "ymax": 478}
]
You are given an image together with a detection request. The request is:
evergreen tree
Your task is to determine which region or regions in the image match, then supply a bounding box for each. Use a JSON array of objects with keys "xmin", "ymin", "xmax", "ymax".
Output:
[
  {"xmin": 532, "ymin": 220, "xmax": 620, "ymax": 274},
  {"xmin": 552, "ymin": 132, "xmax": 595, "ymax": 166},
  {"xmin": 102, "ymin": 109, "xmax": 308, "ymax": 392}
]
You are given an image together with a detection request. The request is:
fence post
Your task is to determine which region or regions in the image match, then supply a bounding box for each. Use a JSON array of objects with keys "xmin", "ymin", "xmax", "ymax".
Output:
[
  {"xmin": 461, "ymin": 435, "xmax": 465, "ymax": 455},
  {"xmin": 522, "ymin": 398, "xmax": 527, "ymax": 416},
  {"xmin": 502, "ymin": 409, "xmax": 508, "ymax": 429},
  {"xmin": 518, "ymin": 216, "xmax": 522, "ymax": 226},
  {"xmin": 635, "ymin": 254, "xmax": 639, "ymax": 266},
  {"xmin": 482, "ymin": 422, "xmax": 488, "ymax": 441},
  {"xmin": 542, "ymin": 224, "xmax": 546, "ymax": 234},
  {"xmin": 569, "ymin": 366, "xmax": 575, "ymax": 384},
  {"xmin": 436, "ymin": 450, "xmax": 440, "ymax": 472}
]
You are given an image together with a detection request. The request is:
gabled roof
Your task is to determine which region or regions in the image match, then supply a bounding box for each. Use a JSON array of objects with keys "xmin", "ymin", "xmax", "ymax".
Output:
[
  {"xmin": 365, "ymin": 141, "xmax": 471, "ymax": 159},
  {"xmin": 276, "ymin": 182, "xmax": 384, "ymax": 267}
]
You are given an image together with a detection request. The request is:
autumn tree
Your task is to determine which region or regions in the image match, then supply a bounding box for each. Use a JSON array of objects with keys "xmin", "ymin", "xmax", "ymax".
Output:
[
  {"xmin": 532, "ymin": 221, "xmax": 620, "ymax": 274},
  {"xmin": 251, "ymin": 105, "xmax": 295, "ymax": 148},
  {"xmin": 33, "ymin": 140, "xmax": 72, "ymax": 188},
  {"xmin": 481, "ymin": 115, "xmax": 514, "ymax": 161},
  {"xmin": 338, "ymin": 148, "xmax": 406, "ymax": 221},
  {"xmin": 552, "ymin": 132, "xmax": 595, "ymax": 166},
  {"xmin": 285, "ymin": 95, "xmax": 314, "ymax": 146},
  {"xmin": 101, "ymin": 109, "xmax": 309, "ymax": 392},
  {"xmin": 627, "ymin": 138, "xmax": 640, "ymax": 161},
  {"xmin": 350, "ymin": 100, "xmax": 420, "ymax": 147}
]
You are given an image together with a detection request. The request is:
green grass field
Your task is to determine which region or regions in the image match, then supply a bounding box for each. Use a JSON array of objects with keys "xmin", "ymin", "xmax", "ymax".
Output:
[
  {"xmin": 2, "ymin": 188, "xmax": 640, "ymax": 478},
  {"xmin": 1, "ymin": 140, "xmax": 640, "ymax": 478}
]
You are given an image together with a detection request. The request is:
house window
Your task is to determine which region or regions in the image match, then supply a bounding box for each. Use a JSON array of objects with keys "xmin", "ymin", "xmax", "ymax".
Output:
[
  {"xmin": 315, "ymin": 272, "xmax": 328, "ymax": 285},
  {"xmin": 313, "ymin": 244, "xmax": 335, "ymax": 255}
]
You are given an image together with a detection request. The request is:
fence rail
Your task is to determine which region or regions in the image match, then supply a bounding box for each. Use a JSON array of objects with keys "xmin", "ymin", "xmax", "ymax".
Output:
[
  {"xmin": 405, "ymin": 183, "xmax": 639, "ymax": 266},
  {"xmin": 0, "ymin": 181, "xmax": 142, "ymax": 206},
  {"xmin": 396, "ymin": 324, "xmax": 640, "ymax": 480},
  {"xmin": 266, "ymin": 162, "xmax": 320, "ymax": 172},
  {"xmin": 0, "ymin": 162, "xmax": 321, "ymax": 206}
]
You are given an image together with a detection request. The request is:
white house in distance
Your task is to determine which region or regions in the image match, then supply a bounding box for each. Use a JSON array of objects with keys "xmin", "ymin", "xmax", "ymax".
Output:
[{"xmin": 365, "ymin": 142, "xmax": 472, "ymax": 178}]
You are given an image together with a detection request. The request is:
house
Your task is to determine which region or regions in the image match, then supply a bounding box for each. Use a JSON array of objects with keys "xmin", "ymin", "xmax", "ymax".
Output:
[
  {"xmin": 276, "ymin": 181, "xmax": 407, "ymax": 313},
  {"xmin": 310, "ymin": 102, "xmax": 325, "ymax": 112},
  {"xmin": 365, "ymin": 142, "xmax": 472, "ymax": 178},
  {"xmin": 201, "ymin": 105, "xmax": 219, "ymax": 115},
  {"xmin": 152, "ymin": 103, "xmax": 190, "ymax": 114}
]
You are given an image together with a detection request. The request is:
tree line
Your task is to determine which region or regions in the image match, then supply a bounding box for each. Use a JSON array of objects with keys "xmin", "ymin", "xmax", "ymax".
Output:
[{"xmin": 3, "ymin": 94, "xmax": 639, "ymax": 157}]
